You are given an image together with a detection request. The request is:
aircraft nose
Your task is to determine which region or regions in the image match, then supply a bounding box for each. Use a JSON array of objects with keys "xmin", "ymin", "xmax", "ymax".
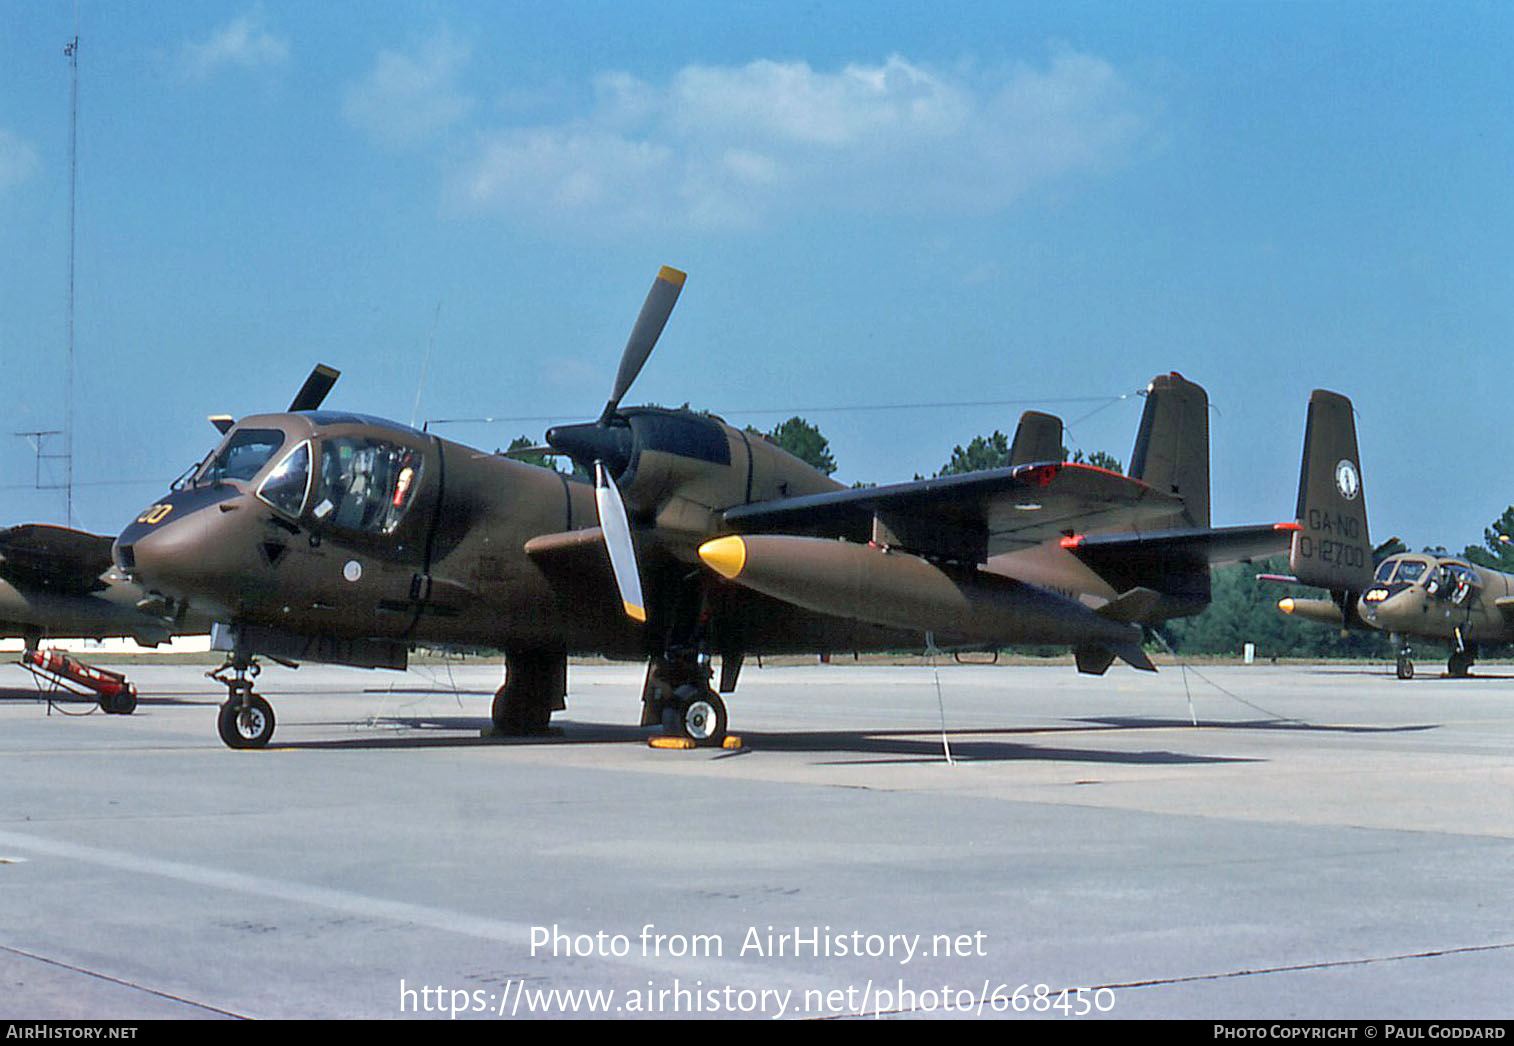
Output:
[
  {"xmin": 115, "ymin": 489, "xmax": 246, "ymax": 604},
  {"xmin": 116, "ymin": 508, "xmax": 208, "ymax": 598}
]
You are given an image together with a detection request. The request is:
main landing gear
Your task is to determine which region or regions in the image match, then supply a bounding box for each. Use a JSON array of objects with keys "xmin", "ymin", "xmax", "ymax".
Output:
[
  {"xmin": 209, "ymin": 654, "xmax": 276, "ymax": 749},
  {"xmin": 490, "ymin": 650, "xmax": 567, "ymax": 736},
  {"xmin": 1391, "ymin": 632, "xmax": 1478, "ymax": 680},
  {"xmin": 640, "ymin": 654, "xmax": 728, "ymax": 746},
  {"xmin": 1447, "ymin": 628, "xmax": 1477, "ymax": 678}
]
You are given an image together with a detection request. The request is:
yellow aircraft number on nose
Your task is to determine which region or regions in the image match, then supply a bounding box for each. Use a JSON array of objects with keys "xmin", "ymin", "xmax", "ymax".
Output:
[{"xmin": 136, "ymin": 504, "xmax": 173, "ymax": 525}]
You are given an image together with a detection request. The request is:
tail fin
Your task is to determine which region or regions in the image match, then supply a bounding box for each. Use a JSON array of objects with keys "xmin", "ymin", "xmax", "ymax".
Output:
[
  {"xmin": 1128, "ymin": 373, "xmax": 1210, "ymax": 528},
  {"xmin": 1290, "ymin": 389, "xmax": 1371, "ymax": 591},
  {"xmin": 1008, "ymin": 411, "xmax": 1063, "ymax": 466}
]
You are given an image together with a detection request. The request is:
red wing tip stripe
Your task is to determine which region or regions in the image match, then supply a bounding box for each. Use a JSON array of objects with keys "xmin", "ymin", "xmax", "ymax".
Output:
[
  {"xmin": 1273, "ymin": 522, "xmax": 1303, "ymax": 531},
  {"xmin": 1059, "ymin": 534, "xmax": 1085, "ymax": 548}
]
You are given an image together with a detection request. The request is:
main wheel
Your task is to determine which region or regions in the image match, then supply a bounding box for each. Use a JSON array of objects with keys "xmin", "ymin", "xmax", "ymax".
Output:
[
  {"xmin": 1447, "ymin": 652, "xmax": 1472, "ymax": 678},
  {"xmin": 674, "ymin": 686, "xmax": 727, "ymax": 746},
  {"xmin": 218, "ymin": 694, "xmax": 275, "ymax": 749}
]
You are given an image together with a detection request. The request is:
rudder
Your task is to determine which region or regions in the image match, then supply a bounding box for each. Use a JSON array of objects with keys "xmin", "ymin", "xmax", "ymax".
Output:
[
  {"xmin": 1290, "ymin": 389, "xmax": 1372, "ymax": 591},
  {"xmin": 1128, "ymin": 372, "xmax": 1210, "ymax": 528},
  {"xmin": 1009, "ymin": 411, "xmax": 1063, "ymax": 466}
]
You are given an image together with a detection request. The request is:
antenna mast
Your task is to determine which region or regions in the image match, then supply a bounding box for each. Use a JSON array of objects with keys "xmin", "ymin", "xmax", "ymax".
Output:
[{"xmin": 62, "ymin": 24, "xmax": 78, "ymax": 524}]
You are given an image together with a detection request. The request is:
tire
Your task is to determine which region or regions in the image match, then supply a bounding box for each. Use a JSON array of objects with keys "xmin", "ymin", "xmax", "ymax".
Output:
[
  {"xmin": 218, "ymin": 694, "xmax": 275, "ymax": 749},
  {"xmin": 1396, "ymin": 658, "xmax": 1414, "ymax": 680},
  {"xmin": 675, "ymin": 686, "xmax": 727, "ymax": 746}
]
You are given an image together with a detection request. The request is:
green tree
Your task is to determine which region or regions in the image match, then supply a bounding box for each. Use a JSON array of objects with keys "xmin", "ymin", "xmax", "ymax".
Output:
[
  {"xmin": 758, "ymin": 417, "xmax": 837, "ymax": 475},
  {"xmin": 505, "ymin": 435, "xmax": 587, "ymax": 480},
  {"xmin": 1463, "ymin": 506, "xmax": 1514, "ymax": 572},
  {"xmin": 930, "ymin": 433, "xmax": 1124, "ymax": 478},
  {"xmin": 1069, "ymin": 448, "xmax": 1124, "ymax": 473},
  {"xmin": 935, "ymin": 431, "xmax": 1012, "ymax": 476}
]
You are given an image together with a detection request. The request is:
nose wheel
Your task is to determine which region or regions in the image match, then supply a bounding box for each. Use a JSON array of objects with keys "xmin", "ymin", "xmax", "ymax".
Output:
[
  {"xmin": 209, "ymin": 656, "xmax": 276, "ymax": 749},
  {"xmin": 217, "ymin": 693, "xmax": 276, "ymax": 749}
]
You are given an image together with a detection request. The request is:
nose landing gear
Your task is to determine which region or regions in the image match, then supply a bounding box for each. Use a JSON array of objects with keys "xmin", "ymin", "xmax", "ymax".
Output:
[{"xmin": 209, "ymin": 655, "xmax": 276, "ymax": 748}]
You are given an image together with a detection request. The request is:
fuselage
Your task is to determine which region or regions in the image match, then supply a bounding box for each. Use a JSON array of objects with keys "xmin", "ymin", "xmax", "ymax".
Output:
[
  {"xmin": 114, "ymin": 408, "xmax": 1169, "ymax": 669},
  {"xmin": 1357, "ymin": 552, "xmax": 1514, "ymax": 644}
]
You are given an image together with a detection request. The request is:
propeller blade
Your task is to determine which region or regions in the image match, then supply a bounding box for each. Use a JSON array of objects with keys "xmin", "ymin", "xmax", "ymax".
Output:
[
  {"xmin": 594, "ymin": 461, "xmax": 646, "ymax": 623},
  {"xmin": 289, "ymin": 364, "xmax": 341, "ymax": 412},
  {"xmin": 599, "ymin": 266, "xmax": 685, "ymax": 423}
]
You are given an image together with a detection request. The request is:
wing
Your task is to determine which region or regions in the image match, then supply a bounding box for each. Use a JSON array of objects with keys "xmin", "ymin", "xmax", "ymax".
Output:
[
  {"xmin": 1061, "ymin": 522, "xmax": 1301, "ymax": 592},
  {"xmin": 723, "ymin": 462, "xmax": 1188, "ymax": 562},
  {"xmin": 0, "ymin": 524, "xmax": 116, "ymax": 595}
]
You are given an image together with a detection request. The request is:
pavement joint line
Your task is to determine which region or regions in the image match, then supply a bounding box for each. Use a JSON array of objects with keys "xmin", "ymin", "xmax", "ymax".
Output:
[{"xmin": 0, "ymin": 941, "xmax": 250, "ymax": 1019}]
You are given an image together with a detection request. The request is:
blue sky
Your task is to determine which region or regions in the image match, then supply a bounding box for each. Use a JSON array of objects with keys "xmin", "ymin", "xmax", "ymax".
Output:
[{"xmin": 2, "ymin": 1, "xmax": 1510, "ymax": 554}]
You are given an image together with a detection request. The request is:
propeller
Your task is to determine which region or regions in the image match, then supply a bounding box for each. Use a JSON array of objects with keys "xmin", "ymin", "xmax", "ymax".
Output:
[
  {"xmin": 205, "ymin": 365, "xmax": 340, "ymax": 433},
  {"xmin": 289, "ymin": 364, "xmax": 341, "ymax": 412},
  {"xmin": 547, "ymin": 266, "xmax": 686, "ymax": 624}
]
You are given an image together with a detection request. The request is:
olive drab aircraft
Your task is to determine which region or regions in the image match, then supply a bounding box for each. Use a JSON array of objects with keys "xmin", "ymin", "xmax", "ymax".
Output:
[
  {"xmin": 1274, "ymin": 389, "xmax": 1514, "ymax": 679},
  {"xmin": 0, "ymin": 523, "xmax": 210, "ymax": 712},
  {"xmin": 115, "ymin": 266, "xmax": 1298, "ymax": 749}
]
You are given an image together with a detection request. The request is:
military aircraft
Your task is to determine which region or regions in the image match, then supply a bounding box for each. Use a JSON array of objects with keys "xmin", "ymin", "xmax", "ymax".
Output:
[
  {"xmin": 1274, "ymin": 389, "xmax": 1514, "ymax": 679},
  {"xmin": 115, "ymin": 266, "xmax": 1298, "ymax": 749},
  {"xmin": 0, "ymin": 522, "xmax": 209, "ymax": 711}
]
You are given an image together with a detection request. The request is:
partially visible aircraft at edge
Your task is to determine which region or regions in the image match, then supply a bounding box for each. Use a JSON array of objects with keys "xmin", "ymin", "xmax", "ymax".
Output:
[
  {"xmin": 114, "ymin": 266, "xmax": 1303, "ymax": 749},
  {"xmin": 0, "ymin": 522, "xmax": 211, "ymax": 711},
  {"xmin": 1273, "ymin": 389, "xmax": 1514, "ymax": 679}
]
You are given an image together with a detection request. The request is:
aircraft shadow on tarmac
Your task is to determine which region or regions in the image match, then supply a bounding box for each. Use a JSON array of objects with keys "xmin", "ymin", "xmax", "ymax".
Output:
[
  {"xmin": 1297, "ymin": 667, "xmax": 1514, "ymax": 681},
  {"xmin": 261, "ymin": 714, "xmax": 1349, "ymax": 766},
  {"xmin": 0, "ymin": 687, "xmax": 209, "ymax": 708},
  {"xmin": 1073, "ymin": 716, "xmax": 1437, "ymax": 734}
]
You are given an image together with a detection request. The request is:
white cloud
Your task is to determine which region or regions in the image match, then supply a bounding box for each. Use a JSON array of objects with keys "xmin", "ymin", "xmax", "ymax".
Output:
[
  {"xmin": 180, "ymin": 12, "xmax": 289, "ymax": 80},
  {"xmin": 343, "ymin": 30, "xmax": 473, "ymax": 150},
  {"xmin": 0, "ymin": 129, "xmax": 40, "ymax": 191},
  {"xmin": 450, "ymin": 49, "xmax": 1158, "ymax": 232}
]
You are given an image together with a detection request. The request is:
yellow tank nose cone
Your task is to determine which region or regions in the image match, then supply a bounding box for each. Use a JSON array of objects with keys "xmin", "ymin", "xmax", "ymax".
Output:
[
  {"xmin": 698, "ymin": 536, "xmax": 747, "ymax": 579},
  {"xmin": 1278, "ymin": 598, "xmax": 1296, "ymax": 615}
]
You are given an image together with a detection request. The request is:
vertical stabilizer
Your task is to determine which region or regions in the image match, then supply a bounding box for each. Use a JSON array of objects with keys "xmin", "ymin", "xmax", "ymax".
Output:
[
  {"xmin": 1290, "ymin": 389, "xmax": 1371, "ymax": 591},
  {"xmin": 1128, "ymin": 373, "xmax": 1210, "ymax": 528},
  {"xmin": 1008, "ymin": 411, "xmax": 1063, "ymax": 466}
]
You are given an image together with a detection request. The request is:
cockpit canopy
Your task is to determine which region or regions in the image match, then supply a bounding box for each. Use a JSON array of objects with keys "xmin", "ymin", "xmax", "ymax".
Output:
[
  {"xmin": 255, "ymin": 435, "xmax": 422, "ymax": 536},
  {"xmin": 1375, "ymin": 557, "xmax": 1429, "ymax": 585},
  {"xmin": 194, "ymin": 428, "xmax": 287, "ymax": 487}
]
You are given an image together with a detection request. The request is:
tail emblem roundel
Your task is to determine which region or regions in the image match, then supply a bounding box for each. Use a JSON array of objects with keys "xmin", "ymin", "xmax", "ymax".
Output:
[{"xmin": 1334, "ymin": 459, "xmax": 1360, "ymax": 500}]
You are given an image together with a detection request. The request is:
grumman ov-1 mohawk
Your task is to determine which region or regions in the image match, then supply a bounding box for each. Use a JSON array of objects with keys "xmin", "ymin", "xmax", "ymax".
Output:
[
  {"xmin": 115, "ymin": 267, "xmax": 1298, "ymax": 749},
  {"xmin": 1273, "ymin": 390, "xmax": 1514, "ymax": 679},
  {"xmin": 0, "ymin": 523, "xmax": 210, "ymax": 712}
]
